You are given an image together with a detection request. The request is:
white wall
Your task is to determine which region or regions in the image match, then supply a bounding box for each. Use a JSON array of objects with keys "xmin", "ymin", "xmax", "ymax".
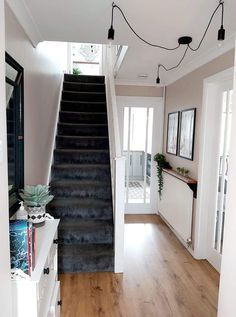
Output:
[
  {"xmin": 218, "ymin": 39, "xmax": 236, "ymax": 317},
  {"xmin": 0, "ymin": 0, "xmax": 12, "ymax": 315},
  {"xmin": 5, "ymin": 4, "xmax": 67, "ymax": 184}
]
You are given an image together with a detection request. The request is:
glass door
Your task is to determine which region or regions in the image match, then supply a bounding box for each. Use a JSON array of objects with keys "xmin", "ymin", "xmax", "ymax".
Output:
[
  {"xmin": 214, "ymin": 89, "xmax": 233, "ymax": 253},
  {"xmin": 123, "ymin": 107, "xmax": 153, "ymax": 210},
  {"xmin": 207, "ymin": 88, "xmax": 233, "ymax": 271}
]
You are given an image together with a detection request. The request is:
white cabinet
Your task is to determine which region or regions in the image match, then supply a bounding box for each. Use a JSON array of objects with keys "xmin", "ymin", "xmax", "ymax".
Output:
[{"xmin": 12, "ymin": 219, "xmax": 61, "ymax": 317}]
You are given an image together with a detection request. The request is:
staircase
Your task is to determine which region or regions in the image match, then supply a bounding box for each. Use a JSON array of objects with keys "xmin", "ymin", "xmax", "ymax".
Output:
[{"xmin": 48, "ymin": 74, "xmax": 114, "ymax": 273}]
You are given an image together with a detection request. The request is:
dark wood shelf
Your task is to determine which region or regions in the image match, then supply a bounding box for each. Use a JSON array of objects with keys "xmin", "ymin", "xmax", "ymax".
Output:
[{"xmin": 163, "ymin": 169, "xmax": 198, "ymax": 198}]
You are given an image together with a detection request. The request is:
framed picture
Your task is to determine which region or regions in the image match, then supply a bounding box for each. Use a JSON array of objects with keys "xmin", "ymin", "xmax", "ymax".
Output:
[
  {"xmin": 178, "ymin": 108, "xmax": 196, "ymax": 160},
  {"xmin": 166, "ymin": 111, "xmax": 179, "ymax": 155}
]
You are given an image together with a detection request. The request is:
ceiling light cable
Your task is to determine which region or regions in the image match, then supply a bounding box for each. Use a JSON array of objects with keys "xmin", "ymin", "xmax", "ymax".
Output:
[
  {"xmin": 188, "ymin": 1, "xmax": 224, "ymax": 51},
  {"xmin": 108, "ymin": 2, "xmax": 180, "ymax": 50},
  {"xmin": 108, "ymin": 1, "xmax": 225, "ymax": 83}
]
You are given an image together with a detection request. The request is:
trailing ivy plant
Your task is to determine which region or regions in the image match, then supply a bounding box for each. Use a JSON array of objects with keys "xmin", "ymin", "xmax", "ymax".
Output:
[{"xmin": 153, "ymin": 153, "xmax": 171, "ymax": 199}]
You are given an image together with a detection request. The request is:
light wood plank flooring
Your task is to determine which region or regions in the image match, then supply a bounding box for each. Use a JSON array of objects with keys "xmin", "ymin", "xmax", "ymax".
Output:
[{"xmin": 59, "ymin": 215, "xmax": 219, "ymax": 317}]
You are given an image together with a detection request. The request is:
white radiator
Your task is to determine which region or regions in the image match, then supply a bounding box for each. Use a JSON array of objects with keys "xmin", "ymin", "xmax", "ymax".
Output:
[{"xmin": 158, "ymin": 171, "xmax": 194, "ymax": 244}]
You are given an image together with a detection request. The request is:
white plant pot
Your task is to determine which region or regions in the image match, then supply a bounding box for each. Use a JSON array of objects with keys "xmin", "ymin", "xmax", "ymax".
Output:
[{"xmin": 26, "ymin": 205, "xmax": 46, "ymax": 226}]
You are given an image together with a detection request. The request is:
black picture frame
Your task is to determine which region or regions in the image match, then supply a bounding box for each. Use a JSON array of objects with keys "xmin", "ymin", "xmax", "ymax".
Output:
[
  {"xmin": 178, "ymin": 108, "xmax": 196, "ymax": 161},
  {"xmin": 166, "ymin": 111, "xmax": 179, "ymax": 155},
  {"xmin": 5, "ymin": 52, "xmax": 24, "ymax": 218}
]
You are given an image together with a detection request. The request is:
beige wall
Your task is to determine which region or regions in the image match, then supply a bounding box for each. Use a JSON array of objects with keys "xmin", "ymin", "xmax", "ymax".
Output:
[
  {"xmin": 163, "ymin": 50, "xmax": 235, "ymax": 179},
  {"xmin": 115, "ymin": 85, "xmax": 163, "ymax": 97},
  {"xmin": 0, "ymin": 1, "xmax": 12, "ymax": 315},
  {"xmin": 5, "ymin": 4, "xmax": 64, "ymax": 184}
]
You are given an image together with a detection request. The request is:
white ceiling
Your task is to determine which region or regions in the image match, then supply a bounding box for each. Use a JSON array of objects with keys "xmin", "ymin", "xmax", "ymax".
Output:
[{"xmin": 8, "ymin": 0, "xmax": 236, "ymax": 85}]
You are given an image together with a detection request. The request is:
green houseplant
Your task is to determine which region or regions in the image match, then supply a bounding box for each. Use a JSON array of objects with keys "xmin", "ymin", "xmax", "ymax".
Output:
[
  {"xmin": 153, "ymin": 153, "xmax": 171, "ymax": 198},
  {"xmin": 19, "ymin": 185, "xmax": 54, "ymax": 226},
  {"xmin": 73, "ymin": 67, "xmax": 82, "ymax": 75}
]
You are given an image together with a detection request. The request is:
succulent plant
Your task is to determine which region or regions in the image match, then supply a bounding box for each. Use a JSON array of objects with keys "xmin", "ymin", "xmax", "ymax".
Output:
[{"xmin": 19, "ymin": 185, "xmax": 54, "ymax": 207}]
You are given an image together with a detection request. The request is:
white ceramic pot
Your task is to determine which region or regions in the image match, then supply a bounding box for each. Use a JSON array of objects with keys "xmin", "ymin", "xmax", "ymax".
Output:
[{"xmin": 26, "ymin": 205, "xmax": 46, "ymax": 226}]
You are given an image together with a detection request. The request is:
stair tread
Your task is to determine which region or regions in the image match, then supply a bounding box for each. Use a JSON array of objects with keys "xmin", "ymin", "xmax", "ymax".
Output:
[
  {"xmin": 61, "ymin": 100, "xmax": 106, "ymax": 104},
  {"xmin": 57, "ymin": 135, "xmax": 108, "ymax": 139},
  {"xmin": 55, "ymin": 149, "xmax": 109, "ymax": 153},
  {"xmin": 51, "ymin": 179, "xmax": 110, "ymax": 186},
  {"xmin": 48, "ymin": 197, "xmax": 112, "ymax": 207},
  {"xmin": 64, "ymin": 81, "xmax": 105, "ymax": 86},
  {"xmin": 58, "ymin": 122, "xmax": 108, "ymax": 127},
  {"xmin": 60, "ymin": 110, "xmax": 107, "ymax": 115},
  {"xmin": 52, "ymin": 163, "xmax": 110, "ymax": 168},
  {"xmin": 62, "ymin": 90, "xmax": 105, "ymax": 95}
]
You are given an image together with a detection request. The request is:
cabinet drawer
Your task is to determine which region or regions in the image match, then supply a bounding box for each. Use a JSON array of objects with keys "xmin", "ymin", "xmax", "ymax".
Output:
[{"xmin": 48, "ymin": 282, "xmax": 61, "ymax": 317}]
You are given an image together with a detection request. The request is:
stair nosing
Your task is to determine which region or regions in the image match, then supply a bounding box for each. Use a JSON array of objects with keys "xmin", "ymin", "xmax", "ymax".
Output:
[
  {"xmin": 52, "ymin": 163, "xmax": 110, "ymax": 168},
  {"xmin": 58, "ymin": 122, "xmax": 108, "ymax": 127},
  {"xmin": 54, "ymin": 149, "xmax": 109, "ymax": 153},
  {"xmin": 62, "ymin": 90, "xmax": 105, "ymax": 95},
  {"xmin": 56, "ymin": 135, "xmax": 108, "ymax": 139},
  {"xmin": 61, "ymin": 100, "xmax": 106, "ymax": 105},
  {"xmin": 59, "ymin": 110, "xmax": 107, "ymax": 115},
  {"xmin": 63, "ymin": 81, "xmax": 105, "ymax": 86}
]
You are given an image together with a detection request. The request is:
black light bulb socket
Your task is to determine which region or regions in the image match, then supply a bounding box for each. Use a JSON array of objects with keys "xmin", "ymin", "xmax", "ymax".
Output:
[
  {"xmin": 108, "ymin": 26, "xmax": 115, "ymax": 40},
  {"xmin": 156, "ymin": 76, "xmax": 160, "ymax": 84},
  {"xmin": 218, "ymin": 25, "xmax": 225, "ymax": 41}
]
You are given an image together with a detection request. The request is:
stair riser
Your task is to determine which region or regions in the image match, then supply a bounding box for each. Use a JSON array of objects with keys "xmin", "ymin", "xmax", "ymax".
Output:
[
  {"xmin": 7, "ymin": 121, "xmax": 14, "ymax": 133},
  {"xmin": 63, "ymin": 82, "xmax": 105, "ymax": 93},
  {"xmin": 8, "ymin": 148, "xmax": 14, "ymax": 163},
  {"xmin": 61, "ymin": 101, "xmax": 107, "ymax": 113},
  {"xmin": 52, "ymin": 166, "xmax": 111, "ymax": 181},
  {"xmin": 59, "ymin": 112, "xmax": 107, "ymax": 124},
  {"xmin": 64, "ymin": 74, "xmax": 105, "ymax": 84},
  {"xmin": 7, "ymin": 109, "xmax": 13, "ymax": 120},
  {"xmin": 48, "ymin": 204, "xmax": 113, "ymax": 220},
  {"xmin": 7, "ymin": 135, "xmax": 14, "ymax": 147},
  {"xmin": 51, "ymin": 186, "xmax": 111, "ymax": 200},
  {"xmin": 58, "ymin": 251, "xmax": 114, "ymax": 273},
  {"xmin": 62, "ymin": 91, "xmax": 106, "ymax": 102},
  {"xmin": 58, "ymin": 124, "xmax": 108, "ymax": 136},
  {"xmin": 54, "ymin": 151, "xmax": 110, "ymax": 164},
  {"xmin": 58, "ymin": 228, "xmax": 113, "ymax": 245},
  {"xmin": 56, "ymin": 137, "xmax": 109, "ymax": 150}
]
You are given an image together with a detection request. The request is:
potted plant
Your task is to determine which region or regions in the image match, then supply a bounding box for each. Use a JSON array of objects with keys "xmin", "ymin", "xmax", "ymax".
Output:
[
  {"xmin": 19, "ymin": 185, "xmax": 54, "ymax": 226},
  {"xmin": 153, "ymin": 153, "xmax": 171, "ymax": 198}
]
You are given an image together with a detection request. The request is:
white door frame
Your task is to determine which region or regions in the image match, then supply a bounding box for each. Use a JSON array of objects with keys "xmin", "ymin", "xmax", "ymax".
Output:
[
  {"xmin": 116, "ymin": 96, "xmax": 164, "ymax": 214},
  {"xmin": 194, "ymin": 67, "xmax": 234, "ymax": 261}
]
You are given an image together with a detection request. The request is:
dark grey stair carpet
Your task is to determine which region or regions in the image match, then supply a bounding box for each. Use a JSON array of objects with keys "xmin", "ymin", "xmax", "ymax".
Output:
[
  {"xmin": 48, "ymin": 74, "xmax": 114, "ymax": 273},
  {"xmin": 53, "ymin": 149, "xmax": 110, "ymax": 164},
  {"xmin": 61, "ymin": 100, "xmax": 107, "ymax": 113}
]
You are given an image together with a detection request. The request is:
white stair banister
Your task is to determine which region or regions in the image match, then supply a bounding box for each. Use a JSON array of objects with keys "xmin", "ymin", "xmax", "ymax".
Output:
[{"xmin": 103, "ymin": 45, "xmax": 125, "ymax": 273}]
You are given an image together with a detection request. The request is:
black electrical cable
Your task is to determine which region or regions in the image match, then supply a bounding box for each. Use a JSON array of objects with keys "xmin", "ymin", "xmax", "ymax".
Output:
[
  {"xmin": 111, "ymin": 2, "xmax": 180, "ymax": 51},
  {"xmin": 158, "ymin": 45, "xmax": 189, "ymax": 73},
  {"xmin": 188, "ymin": 1, "xmax": 224, "ymax": 51},
  {"xmin": 110, "ymin": 0, "xmax": 225, "ymax": 82}
]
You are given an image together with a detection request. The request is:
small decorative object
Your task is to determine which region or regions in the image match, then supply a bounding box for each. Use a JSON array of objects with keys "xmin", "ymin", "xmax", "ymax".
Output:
[
  {"xmin": 19, "ymin": 185, "xmax": 54, "ymax": 226},
  {"xmin": 9, "ymin": 220, "xmax": 31, "ymax": 275},
  {"xmin": 179, "ymin": 108, "xmax": 196, "ymax": 160},
  {"xmin": 153, "ymin": 153, "xmax": 171, "ymax": 198},
  {"xmin": 73, "ymin": 67, "xmax": 82, "ymax": 75},
  {"xmin": 16, "ymin": 201, "xmax": 27, "ymax": 220},
  {"xmin": 177, "ymin": 167, "xmax": 189, "ymax": 177},
  {"xmin": 166, "ymin": 111, "xmax": 179, "ymax": 155}
]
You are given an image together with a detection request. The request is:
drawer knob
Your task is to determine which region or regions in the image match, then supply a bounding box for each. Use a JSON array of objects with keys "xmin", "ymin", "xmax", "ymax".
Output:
[
  {"xmin": 53, "ymin": 239, "xmax": 59, "ymax": 244},
  {"xmin": 58, "ymin": 300, "xmax": 62, "ymax": 306},
  {"xmin": 43, "ymin": 267, "xmax": 50, "ymax": 275}
]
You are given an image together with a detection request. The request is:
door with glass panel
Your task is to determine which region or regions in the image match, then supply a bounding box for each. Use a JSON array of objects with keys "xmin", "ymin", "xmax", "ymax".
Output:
[
  {"xmin": 206, "ymin": 87, "xmax": 233, "ymax": 271},
  {"xmin": 123, "ymin": 107, "xmax": 153, "ymax": 212}
]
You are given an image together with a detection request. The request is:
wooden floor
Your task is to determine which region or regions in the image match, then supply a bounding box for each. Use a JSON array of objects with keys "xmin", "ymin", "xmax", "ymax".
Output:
[{"xmin": 59, "ymin": 215, "xmax": 219, "ymax": 317}]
